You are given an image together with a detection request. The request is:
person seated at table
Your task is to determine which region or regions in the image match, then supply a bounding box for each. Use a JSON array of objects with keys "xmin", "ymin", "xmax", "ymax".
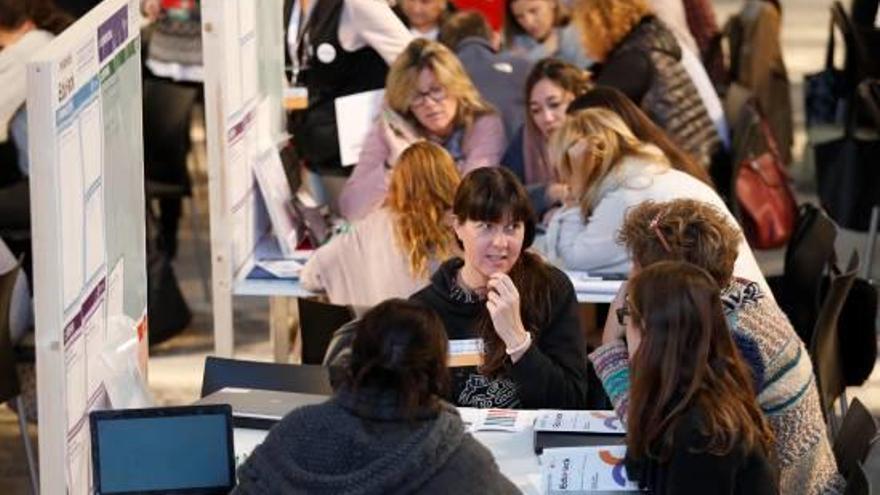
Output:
[
  {"xmin": 541, "ymin": 108, "xmax": 766, "ymax": 293},
  {"xmin": 501, "ymin": 0, "xmax": 591, "ymax": 69},
  {"xmin": 590, "ymin": 199, "xmax": 844, "ymax": 494},
  {"xmin": 567, "ymin": 85, "xmax": 712, "ymax": 188},
  {"xmin": 301, "ymin": 142, "xmax": 460, "ymax": 307},
  {"xmin": 339, "ymin": 38, "xmax": 505, "ymax": 221},
  {"xmin": 411, "ymin": 167, "xmax": 589, "ymax": 409},
  {"xmin": 571, "ymin": 0, "xmax": 719, "ymax": 168},
  {"xmin": 618, "ymin": 260, "xmax": 778, "ymax": 494},
  {"xmin": 395, "ymin": 0, "xmax": 452, "ymax": 40},
  {"xmin": 234, "ymin": 298, "xmax": 519, "ymax": 495},
  {"xmin": 501, "ymin": 58, "xmax": 591, "ymax": 216}
]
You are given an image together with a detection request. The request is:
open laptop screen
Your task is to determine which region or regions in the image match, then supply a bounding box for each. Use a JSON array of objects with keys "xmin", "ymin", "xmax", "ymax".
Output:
[{"xmin": 90, "ymin": 405, "xmax": 235, "ymax": 495}]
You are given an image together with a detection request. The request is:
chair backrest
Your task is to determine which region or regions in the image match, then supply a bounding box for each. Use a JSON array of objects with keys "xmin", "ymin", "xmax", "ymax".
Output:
[
  {"xmin": 811, "ymin": 251, "xmax": 860, "ymax": 417},
  {"xmin": 200, "ymin": 356, "xmax": 332, "ymax": 397},
  {"xmin": 835, "ymin": 397, "xmax": 880, "ymax": 481},
  {"xmin": 298, "ymin": 299, "xmax": 355, "ymax": 365},
  {"xmin": 779, "ymin": 204, "xmax": 838, "ymax": 344},
  {"xmin": 0, "ymin": 262, "xmax": 21, "ymax": 403},
  {"xmin": 861, "ymin": 433, "xmax": 880, "ymax": 494}
]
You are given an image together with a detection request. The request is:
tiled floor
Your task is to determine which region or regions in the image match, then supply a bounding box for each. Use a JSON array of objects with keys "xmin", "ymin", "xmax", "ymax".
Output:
[{"xmin": 1, "ymin": 0, "xmax": 878, "ymax": 493}]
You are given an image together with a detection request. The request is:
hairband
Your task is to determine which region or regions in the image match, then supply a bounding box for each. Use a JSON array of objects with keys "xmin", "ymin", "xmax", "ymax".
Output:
[{"xmin": 649, "ymin": 211, "xmax": 672, "ymax": 253}]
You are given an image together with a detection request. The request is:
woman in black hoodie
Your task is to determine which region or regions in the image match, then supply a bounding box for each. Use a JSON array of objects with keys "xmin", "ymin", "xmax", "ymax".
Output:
[{"xmin": 411, "ymin": 167, "xmax": 589, "ymax": 409}]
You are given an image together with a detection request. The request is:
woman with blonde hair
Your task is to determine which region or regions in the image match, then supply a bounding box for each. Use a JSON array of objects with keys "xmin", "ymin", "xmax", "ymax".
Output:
[
  {"xmin": 570, "ymin": 0, "xmax": 719, "ymax": 167},
  {"xmin": 339, "ymin": 39, "xmax": 504, "ymax": 221},
  {"xmin": 303, "ymin": 142, "xmax": 461, "ymax": 307},
  {"xmin": 541, "ymin": 108, "xmax": 767, "ymax": 291}
]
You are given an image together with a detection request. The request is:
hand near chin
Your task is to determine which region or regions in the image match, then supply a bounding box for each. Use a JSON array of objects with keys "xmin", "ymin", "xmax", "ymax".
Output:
[{"xmin": 486, "ymin": 273, "xmax": 529, "ymax": 351}]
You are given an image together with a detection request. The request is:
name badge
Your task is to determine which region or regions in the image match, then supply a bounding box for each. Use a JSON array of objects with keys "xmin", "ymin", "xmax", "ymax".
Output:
[
  {"xmin": 284, "ymin": 86, "xmax": 308, "ymax": 111},
  {"xmin": 448, "ymin": 338, "xmax": 484, "ymax": 368}
]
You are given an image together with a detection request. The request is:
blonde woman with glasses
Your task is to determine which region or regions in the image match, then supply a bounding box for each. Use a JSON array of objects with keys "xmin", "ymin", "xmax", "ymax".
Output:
[
  {"xmin": 339, "ymin": 39, "xmax": 504, "ymax": 221},
  {"xmin": 303, "ymin": 142, "xmax": 461, "ymax": 307},
  {"xmin": 541, "ymin": 108, "xmax": 767, "ymax": 293}
]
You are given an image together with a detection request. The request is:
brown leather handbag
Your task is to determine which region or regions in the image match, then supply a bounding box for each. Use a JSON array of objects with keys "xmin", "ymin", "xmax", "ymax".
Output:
[{"xmin": 734, "ymin": 105, "xmax": 798, "ymax": 249}]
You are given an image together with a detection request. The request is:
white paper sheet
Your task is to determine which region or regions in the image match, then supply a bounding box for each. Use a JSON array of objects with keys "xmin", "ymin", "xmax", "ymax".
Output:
[
  {"xmin": 255, "ymin": 259, "xmax": 303, "ymax": 278},
  {"xmin": 238, "ymin": 0, "xmax": 258, "ymax": 104},
  {"xmin": 80, "ymin": 100, "xmax": 103, "ymax": 188},
  {"xmin": 564, "ymin": 271, "xmax": 624, "ymax": 294},
  {"xmin": 66, "ymin": 423, "xmax": 91, "ymax": 495},
  {"xmin": 334, "ymin": 89, "xmax": 385, "ymax": 166},
  {"xmin": 541, "ymin": 446, "xmax": 638, "ymax": 493},
  {"xmin": 458, "ymin": 407, "xmax": 535, "ymax": 432},
  {"xmin": 84, "ymin": 187, "xmax": 106, "ymax": 281},
  {"xmin": 222, "ymin": 0, "xmax": 242, "ymax": 110},
  {"xmin": 253, "ymin": 150, "xmax": 299, "ymax": 257},
  {"xmin": 65, "ymin": 324, "xmax": 87, "ymax": 431},
  {"xmin": 85, "ymin": 298, "xmax": 107, "ymax": 399},
  {"xmin": 535, "ymin": 410, "xmax": 625, "ymax": 434},
  {"xmin": 106, "ymin": 259, "xmax": 124, "ymax": 318},
  {"xmin": 59, "ymin": 125, "xmax": 86, "ymax": 309}
]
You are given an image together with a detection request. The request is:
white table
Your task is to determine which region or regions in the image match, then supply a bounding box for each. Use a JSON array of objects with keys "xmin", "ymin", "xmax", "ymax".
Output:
[{"xmin": 234, "ymin": 268, "xmax": 623, "ymax": 363}]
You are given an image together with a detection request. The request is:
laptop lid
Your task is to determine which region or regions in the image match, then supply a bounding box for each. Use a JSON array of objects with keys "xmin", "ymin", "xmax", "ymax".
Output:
[
  {"xmin": 194, "ymin": 388, "xmax": 328, "ymax": 429},
  {"xmin": 89, "ymin": 405, "xmax": 236, "ymax": 495}
]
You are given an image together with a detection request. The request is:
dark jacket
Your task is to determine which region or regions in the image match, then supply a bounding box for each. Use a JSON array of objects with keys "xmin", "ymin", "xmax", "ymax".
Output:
[
  {"xmin": 588, "ymin": 16, "xmax": 720, "ymax": 167},
  {"xmin": 455, "ymin": 36, "xmax": 532, "ymax": 141},
  {"xmin": 233, "ymin": 387, "xmax": 519, "ymax": 495},
  {"xmin": 625, "ymin": 407, "xmax": 778, "ymax": 494},
  {"xmin": 410, "ymin": 257, "xmax": 589, "ymax": 409}
]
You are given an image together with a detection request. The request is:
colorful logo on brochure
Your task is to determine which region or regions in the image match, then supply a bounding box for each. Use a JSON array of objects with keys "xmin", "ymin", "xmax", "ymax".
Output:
[
  {"xmin": 590, "ymin": 411, "xmax": 622, "ymax": 431},
  {"xmin": 599, "ymin": 449, "xmax": 629, "ymax": 487}
]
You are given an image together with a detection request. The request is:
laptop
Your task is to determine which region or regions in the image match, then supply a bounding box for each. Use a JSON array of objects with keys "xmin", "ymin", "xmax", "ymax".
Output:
[
  {"xmin": 194, "ymin": 388, "xmax": 329, "ymax": 429},
  {"xmin": 89, "ymin": 405, "xmax": 236, "ymax": 495}
]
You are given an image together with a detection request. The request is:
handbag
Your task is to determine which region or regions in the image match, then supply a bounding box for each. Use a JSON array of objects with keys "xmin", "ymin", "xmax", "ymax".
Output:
[
  {"xmin": 814, "ymin": 80, "xmax": 880, "ymax": 231},
  {"xmin": 735, "ymin": 105, "xmax": 798, "ymax": 249},
  {"xmin": 804, "ymin": 5, "xmax": 849, "ymax": 127}
]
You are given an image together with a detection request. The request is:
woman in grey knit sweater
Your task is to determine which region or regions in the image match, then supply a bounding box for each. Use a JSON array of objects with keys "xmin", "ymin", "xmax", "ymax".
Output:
[{"xmin": 233, "ymin": 299, "xmax": 519, "ymax": 495}]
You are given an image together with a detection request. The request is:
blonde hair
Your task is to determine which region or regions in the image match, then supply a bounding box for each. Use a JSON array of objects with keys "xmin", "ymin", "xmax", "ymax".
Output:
[
  {"xmin": 503, "ymin": 0, "xmax": 570, "ymax": 46},
  {"xmin": 386, "ymin": 142, "xmax": 461, "ymax": 278},
  {"xmin": 550, "ymin": 108, "xmax": 668, "ymax": 218},
  {"xmin": 572, "ymin": 0, "xmax": 651, "ymax": 61},
  {"xmin": 385, "ymin": 39, "xmax": 495, "ymax": 133}
]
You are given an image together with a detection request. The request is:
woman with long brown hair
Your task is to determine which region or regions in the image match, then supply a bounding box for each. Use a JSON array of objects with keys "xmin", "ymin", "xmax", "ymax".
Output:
[
  {"xmin": 411, "ymin": 166, "xmax": 588, "ymax": 409},
  {"xmin": 622, "ymin": 261, "xmax": 777, "ymax": 493},
  {"xmin": 302, "ymin": 142, "xmax": 460, "ymax": 307}
]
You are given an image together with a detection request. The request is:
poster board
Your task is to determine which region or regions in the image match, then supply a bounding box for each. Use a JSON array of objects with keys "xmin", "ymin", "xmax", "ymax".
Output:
[
  {"xmin": 201, "ymin": 0, "xmax": 285, "ymax": 356},
  {"xmin": 26, "ymin": 0, "xmax": 147, "ymax": 492}
]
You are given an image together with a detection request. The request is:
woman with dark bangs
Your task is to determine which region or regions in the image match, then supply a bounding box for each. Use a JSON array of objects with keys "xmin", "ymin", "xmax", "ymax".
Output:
[
  {"xmin": 411, "ymin": 167, "xmax": 588, "ymax": 409},
  {"xmin": 622, "ymin": 261, "xmax": 777, "ymax": 494}
]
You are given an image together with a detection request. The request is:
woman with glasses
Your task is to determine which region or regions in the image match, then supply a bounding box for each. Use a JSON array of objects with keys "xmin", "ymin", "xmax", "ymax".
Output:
[
  {"xmin": 591, "ymin": 199, "xmax": 843, "ymax": 494},
  {"xmin": 541, "ymin": 108, "xmax": 765, "ymax": 290},
  {"xmin": 410, "ymin": 167, "xmax": 589, "ymax": 409},
  {"xmin": 339, "ymin": 39, "xmax": 505, "ymax": 221},
  {"xmin": 612, "ymin": 261, "xmax": 778, "ymax": 494}
]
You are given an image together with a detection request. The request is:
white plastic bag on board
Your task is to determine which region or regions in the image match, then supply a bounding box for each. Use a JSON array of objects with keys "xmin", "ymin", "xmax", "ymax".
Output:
[{"xmin": 101, "ymin": 315, "xmax": 154, "ymax": 409}]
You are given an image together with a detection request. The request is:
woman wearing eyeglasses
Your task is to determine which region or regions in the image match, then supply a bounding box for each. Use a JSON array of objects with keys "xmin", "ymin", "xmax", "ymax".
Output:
[
  {"xmin": 338, "ymin": 39, "xmax": 505, "ymax": 221},
  {"xmin": 541, "ymin": 108, "xmax": 766, "ymax": 290}
]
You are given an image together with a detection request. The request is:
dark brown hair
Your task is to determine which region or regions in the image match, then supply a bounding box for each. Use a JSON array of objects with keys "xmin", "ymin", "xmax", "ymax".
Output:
[
  {"xmin": 0, "ymin": 0, "xmax": 72, "ymax": 35},
  {"xmin": 437, "ymin": 10, "xmax": 492, "ymax": 50},
  {"xmin": 617, "ymin": 199, "xmax": 741, "ymax": 287},
  {"xmin": 346, "ymin": 299, "xmax": 450, "ymax": 416},
  {"xmin": 453, "ymin": 167, "xmax": 556, "ymax": 376},
  {"xmin": 626, "ymin": 261, "xmax": 774, "ymax": 463},
  {"xmin": 568, "ymin": 86, "xmax": 713, "ymax": 186}
]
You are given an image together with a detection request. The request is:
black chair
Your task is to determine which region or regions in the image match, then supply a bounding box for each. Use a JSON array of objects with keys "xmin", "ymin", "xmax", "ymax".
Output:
[
  {"xmin": 811, "ymin": 251, "xmax": 860, "ymax": 428},
  {"xmin": 769, "ymin": 204, "xmax": 838, "ymax": 345},
  {"xmin": 834, "ymin": 397, "xmax": 879, "ymax": 481},
  {"xmin": 0, "ymin": 261, "xmax": 38, "ymax": 494},
  {"xmin": 297, "ymin": 299, "xmax": 355, "ymax": 365},
  {"xmin": 200, "ymin": 356, "xmax": 332, "ymax": 398}
]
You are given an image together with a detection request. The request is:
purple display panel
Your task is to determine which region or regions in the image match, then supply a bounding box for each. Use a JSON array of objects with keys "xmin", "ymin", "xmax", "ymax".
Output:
[{"xmin": 97, "ymin": 5, "xmax": 128, "ymax": 63}]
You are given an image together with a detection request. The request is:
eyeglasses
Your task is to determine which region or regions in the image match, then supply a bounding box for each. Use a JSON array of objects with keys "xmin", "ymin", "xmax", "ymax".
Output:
[
  {"xmin": 411, "ymin": 86, "xmax": 447, "ymax": 107},
  {"xmin": 616, "ymin": 296, "xmax": 631, "ymax": 326}
]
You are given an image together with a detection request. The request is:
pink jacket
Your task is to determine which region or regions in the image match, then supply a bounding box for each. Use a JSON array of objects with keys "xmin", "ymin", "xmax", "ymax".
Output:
[{"xmin": 338, "ymin": 112, "xmax": 505, "ymax": 220}]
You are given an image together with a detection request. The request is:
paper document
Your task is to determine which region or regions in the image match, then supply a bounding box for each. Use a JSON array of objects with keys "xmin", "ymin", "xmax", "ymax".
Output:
[
  {"xmin": 535, "ymin": 410, "xmax": 625, "ymax": 434},
  {"xmin": 335, "ymin": 89, "xmax": 385, "ymax": 166},
  {"xmin": 541, "ymin": 446, "xmax": 639, "ymax": 493},
  {"xmin": 254, "ymin": 259, "xmax": 303, "ymax": 279},
  {"xmin": 458, "ymin": 407, "xmax": 534, "ymax": 432}
]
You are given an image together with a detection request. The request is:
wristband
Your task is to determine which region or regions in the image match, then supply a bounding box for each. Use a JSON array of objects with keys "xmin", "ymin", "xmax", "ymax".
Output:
[{"xmin": 505, "ymin": 332, "xmax": 532, "ymax": 356}]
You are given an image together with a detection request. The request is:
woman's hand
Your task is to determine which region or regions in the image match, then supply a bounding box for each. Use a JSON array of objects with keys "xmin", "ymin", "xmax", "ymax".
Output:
[
  {"xmin": 486, "ymin": 273, "xmax": 531, "ymax": 362},
  {"xmin": 601, "ymin": 282, "xmax": 628, "ymax": 345}
]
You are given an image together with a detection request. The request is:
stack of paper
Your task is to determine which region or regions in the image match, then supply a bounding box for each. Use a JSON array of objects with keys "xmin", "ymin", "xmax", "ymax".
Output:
[
  {"xmin": 564, "ymin": 271, "xmax": 624, "ymax": 294},
  {"xmin": 535, "ymin": 410, "xmax": 626, "ymax": 435},
  {"xmin": 541, "ymin": 445, "xmax": 639, "ymax": 493}
]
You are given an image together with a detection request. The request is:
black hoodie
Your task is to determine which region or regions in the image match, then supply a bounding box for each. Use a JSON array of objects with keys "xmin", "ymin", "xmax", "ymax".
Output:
[{"xmin": 411, "ymin": 258, "xmax": 589, "ymax": 409}]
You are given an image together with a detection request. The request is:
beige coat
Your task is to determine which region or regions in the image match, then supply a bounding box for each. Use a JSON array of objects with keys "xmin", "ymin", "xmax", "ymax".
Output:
[{"xmin": 300, "ymin": 208, "xmax": 436, "ymax": 307}]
